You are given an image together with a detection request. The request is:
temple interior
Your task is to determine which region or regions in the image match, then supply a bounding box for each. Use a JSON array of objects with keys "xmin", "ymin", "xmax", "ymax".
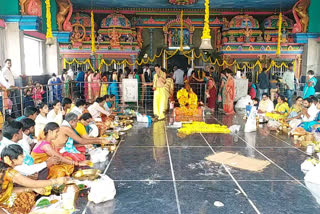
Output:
[{"xmin": 0, "ymin": 0, "xmax": 319, "ymax": 213}]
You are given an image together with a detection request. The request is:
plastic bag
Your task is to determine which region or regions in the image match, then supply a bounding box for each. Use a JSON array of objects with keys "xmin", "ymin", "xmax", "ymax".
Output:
[
  {"xmin": 229, "ymin": 125, "xmax": 241, "ymax": 134},
  {"xmin": 88, "ymin": 174, "xmax": 116, "ymax": 204},
  {"xmin": 244, "ymin": 107, "xmax": 257, "ymax": 133},
  {"xmin": 289, "ymin": 119, "xmax": 302, "ymax": 129},
  {"xmin": 267, "ymin": 120, "xmax": 281, "ymax": 130},
  {"xmin": 89, "ymin": 148, "xmax": 109, "ymax": 163},
  {"xmin": 136, "ymin": 113, "xmax": 152, "ymax": 123},
  {"xmin": 301, "ymin": 159, "xmax": 316, "ymax": 174},
  {"xmin": 305, "ymin": 164, "xmax": 320, "ymax": 204},
  {"xmin": 235, "ymin": 95, "xmax": 252, "ymax": 109}
]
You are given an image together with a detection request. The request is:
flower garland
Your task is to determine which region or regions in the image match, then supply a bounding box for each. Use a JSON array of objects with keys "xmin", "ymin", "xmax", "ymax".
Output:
[
  {"xmin": 91, "ymin": 11, "xmax": 96, "ymax": 53},
  {"xmin": 276, "ymin": 12, "xmax": 282, "ymax": 56},
  {"xmin": 201, "ymin": 0, "xmax": 211, "ymax": 40},
  {"xmin": 178, "ymin": 122, "xmax": 230, "ymax": 136},
  {"xmin": 45, "ymin": 0, "xmax": 53, "ymax": 40},
  {"xmin": 180, "ymin": 10, "xmax": 184, "ymax": 51}
]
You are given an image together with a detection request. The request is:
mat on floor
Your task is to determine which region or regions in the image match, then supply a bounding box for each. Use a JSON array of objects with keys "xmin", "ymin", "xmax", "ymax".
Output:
[{"xmin": 205, "ymin": 152, "xmax": 271, "ymax": 172}]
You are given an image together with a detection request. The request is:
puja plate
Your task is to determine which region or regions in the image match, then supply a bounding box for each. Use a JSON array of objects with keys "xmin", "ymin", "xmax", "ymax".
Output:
[
  {"xmin": 119, "ymin": 115, "xmax": 133, "ymax": 120},
  {"xmin": 72, "ymin": 169, "xmax": 101, "ymax": 181}
]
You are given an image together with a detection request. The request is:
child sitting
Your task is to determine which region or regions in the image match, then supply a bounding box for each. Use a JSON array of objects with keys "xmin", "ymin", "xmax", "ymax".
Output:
[{"xmin": 0, "ymin": 144, "xmax": 67, "ymax": 213}]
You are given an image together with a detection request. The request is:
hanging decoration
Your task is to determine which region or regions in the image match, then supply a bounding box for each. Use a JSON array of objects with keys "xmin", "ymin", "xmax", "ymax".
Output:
[
  {"xmin": 65, "ymin": 48, "xmax": 294, "ymax": 75},
  {"xmin": 180, "ymin": 10, "xmax": 184, "ymax": 51},
  {"xmin": 91, "ymin": 10, "xmax": 96, "ymax": 53},
  {"xmin": 45, "ymin": 0, "xmax": 54, "ymax": 45},
  {"xmin": 276, "ymin": 12, "xmax": 282, "ymax": 56},
  {"xmin": 199, "ymin": 0, "xmax": 213, "ymax": 49}
]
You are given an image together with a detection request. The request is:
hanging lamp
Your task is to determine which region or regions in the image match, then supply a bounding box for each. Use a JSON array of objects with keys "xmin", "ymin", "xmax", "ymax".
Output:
[{"xmin": 199, "ymin": 0, "xmax": 213, "ymax": 50}]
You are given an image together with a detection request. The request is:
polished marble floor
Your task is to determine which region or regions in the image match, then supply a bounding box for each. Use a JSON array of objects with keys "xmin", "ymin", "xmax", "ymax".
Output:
[{"xmin": 76, "ymin": 113, "xmax": 320, "ymax": 214}]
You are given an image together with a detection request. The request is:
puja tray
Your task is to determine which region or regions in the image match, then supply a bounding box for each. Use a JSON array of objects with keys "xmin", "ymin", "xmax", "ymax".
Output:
[{"xmin": 72, "ymin": 169, "xmax": 101, "ymax": 181}]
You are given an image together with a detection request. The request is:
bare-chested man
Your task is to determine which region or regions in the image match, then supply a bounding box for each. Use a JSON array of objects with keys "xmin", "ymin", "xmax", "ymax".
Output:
[{"xmin": 52, "ymin": 113, "xmax": 108, "ymax": 149}]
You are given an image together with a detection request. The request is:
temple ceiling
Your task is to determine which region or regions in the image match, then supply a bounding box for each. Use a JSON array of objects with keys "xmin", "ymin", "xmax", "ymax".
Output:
[{"xmin": 70, "ymin": 0, "xmax": 297, "ymax": 11}]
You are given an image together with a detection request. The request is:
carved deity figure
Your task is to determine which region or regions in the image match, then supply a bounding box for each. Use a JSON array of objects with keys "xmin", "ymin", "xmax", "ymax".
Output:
[
  {"xmin": 56, "ymin": 0, "xmax": 73, "ymax": 32},
  {"xmin": 19, "ymin": 0, "xmax": 41, "ymax": 16},
  {"xmin": 137, "ymin": 28, "xmax": 143, "ymax": 48},
  {"xmin": 19, "ymin": 0, "xmax": 29, "ymax": 15},
  {"xmin": 293, "ymin": 0, "xmax": 311, "ymax": 33},
  {"xmin": 109, "ymin": 28, "xmax": 121, "ymax": 47},
  {"xmin": 243, "ymin": 25, "xmax": 252, "ymax": 43}
]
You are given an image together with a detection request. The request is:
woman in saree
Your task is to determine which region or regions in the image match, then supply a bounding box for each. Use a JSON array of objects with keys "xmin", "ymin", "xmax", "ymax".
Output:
[
  {"xmin": 219, "ymin": 70, "xmax": 227, "ymax": 109},
  {"xmin": 61, "ymin": 70, "xmax": 71, "ymax": 98},
  {"xmin": 108, "ymin": 70, "xmax": 120, "ymax": 105},
  {"xmin": 164, "ymin": 71, "xmax": 174, "ymax": 111},
  {"xmin": 265, "ymin": 95, "xmax": 290, "ymax": 120},
  {"xmin": 303, "ymin": 70, "xmax": 317, "ymax": 99},
  {"xmin": 287, "ymin": 96, "xmax": 303, "ymax": 119},
  {"xmin": 0, "ymin": 145, "xmax": 67, "ymax": 214},
  {"xmin": 87, "ymin": 70, "xmax": 94, "ymax": 103},
  {"xmin": 223, "ymin": 69, "xmax": 235, "ymax": 114},
  {"xmin": 84, "ymin": 69, "xmax": 91, "ymax": 102},
  {"xmin": 91, "ymin": 71, "xmax": 101, "ymax": 101},
  {"xmin": 207, "ymin": 78, "xmax": 217, "ymax": 111},
  {"xmin": 100, "ymin": 72, "xmax": 109, "ymax": 97},
  {"xmin": 32, "ymin": 122, "xmax": 88, "ymax": 179},
  {"xmin": 34, "ymin": 103, "xmax": 49, "ymax": 138}
]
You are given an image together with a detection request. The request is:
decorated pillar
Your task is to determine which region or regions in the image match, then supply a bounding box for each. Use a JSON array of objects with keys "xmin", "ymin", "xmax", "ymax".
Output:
[
  {"xmin": 162, "ymin": 51, "xmax": 166, "ymax": 69},
  {"xmin": 131, "ymin": 55, "xmax": 136, "ymax": 70},
  {"xmin": 149, "ymin": 28, "xmax": 154, "ymax": 59}
]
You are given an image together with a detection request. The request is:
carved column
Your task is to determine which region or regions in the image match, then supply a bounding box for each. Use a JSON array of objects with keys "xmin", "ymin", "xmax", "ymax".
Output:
[
  {"xmin": 149, "ymin": 28, "xmax": 154, "ymax": 59},
  {"xmin": 131, "ymin": 55, "xmax": 136, "ymax": 70}
]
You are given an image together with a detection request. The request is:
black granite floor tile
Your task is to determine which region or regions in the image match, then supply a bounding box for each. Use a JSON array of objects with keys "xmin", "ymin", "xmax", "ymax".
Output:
[
  {"xmin": 170, "ymin": 147, "xmax": 232, "ymax": 181},
  {"xmin": 83, "ymin": 181, "xmax": 178, "ymax": 214},
  {"xmin": 239, "ymin": 181, "xmax": 320, "ymax": 214},
  {"xmin": 106, "ymin": 146, "xmax": 172, "ymax": 180},
  {"xmin": 177, "ymin": 181, "xmax": 257, "ymax": 214}
]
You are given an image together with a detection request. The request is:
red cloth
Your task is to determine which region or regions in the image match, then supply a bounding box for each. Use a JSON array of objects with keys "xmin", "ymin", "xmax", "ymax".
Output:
[
  {"xmin": 249, "ymin": 87, "xmax": 256, "ymax": 99},
  {"xmin": 61, "ymin": 152, "xmax": 86, "ymax": 161},
  {"xmin": 60, "ymin": 146, "xmax": 86, "ymax": 161},
  {"xmin": 207, "ymin": 80, "xmax": 217, "ymax": 109}
]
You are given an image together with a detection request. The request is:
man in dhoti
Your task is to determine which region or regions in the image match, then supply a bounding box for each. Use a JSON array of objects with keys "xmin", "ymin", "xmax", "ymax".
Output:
[{"xmin": 153, "ymin": 64, "xmax": 166, "ymax": 120}]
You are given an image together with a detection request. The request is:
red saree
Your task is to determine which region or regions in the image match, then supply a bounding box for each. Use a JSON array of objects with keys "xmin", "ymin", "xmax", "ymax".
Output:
[
  {"xmin": 223, "ymin": 76, "xmax": 235, "ymax": 114},
  {"xmin": 207, "ymin": 79, "xmax": 217, "ymax": 110}
]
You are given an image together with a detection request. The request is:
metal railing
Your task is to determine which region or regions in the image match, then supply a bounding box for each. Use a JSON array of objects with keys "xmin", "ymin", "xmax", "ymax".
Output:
[{"xmin": 0, "ymin": 80, "xmax": 208, "ymax": 123}]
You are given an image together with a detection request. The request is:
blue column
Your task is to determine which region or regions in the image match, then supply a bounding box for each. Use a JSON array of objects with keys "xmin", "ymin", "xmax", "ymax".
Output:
[
  {"xmin": 131, "ymin": 55, "xmax": 136, "ymax": 70},
  {"xmin": 149, "ymin": 28, "xmax": 154, "ymax": 59}
]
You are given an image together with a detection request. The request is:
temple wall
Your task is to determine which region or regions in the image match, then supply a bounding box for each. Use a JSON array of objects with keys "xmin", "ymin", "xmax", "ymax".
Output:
[
  {"xmin": 309, "ymin": 0, "xmax": 320, "ymax": 33},
  {"xmin": 0, "ymin": 0, "xmax": 19, "ymax": 15},
  {"xmin": 302, "ymin": 38, "xmax": 320, "ymax": 76},
  {"xmin": 5, "ymin": 22, "xmax": 25, "ymax": 76}
]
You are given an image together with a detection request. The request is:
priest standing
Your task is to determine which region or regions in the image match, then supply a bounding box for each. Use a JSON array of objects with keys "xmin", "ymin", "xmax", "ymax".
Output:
[{"xmin": 153, "ymin": 64, "xmax": 166, "ymax": 120}]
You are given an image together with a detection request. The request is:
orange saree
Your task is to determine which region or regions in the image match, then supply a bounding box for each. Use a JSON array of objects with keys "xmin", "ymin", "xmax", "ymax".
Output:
[{"xmin": 223, "ymin": 76, "xmax": 235, "ymax": 114}]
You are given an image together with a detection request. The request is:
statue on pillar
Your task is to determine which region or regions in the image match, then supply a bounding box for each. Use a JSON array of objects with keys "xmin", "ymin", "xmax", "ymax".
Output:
[
  {"xmin": 292, "ymin": 0, "xmax": 311, "ymax": 33},
  {"xmin": 56, "ymin": 0, "xmax": 73, "ymax": 32},
  {"xmin": 19, "ymin": 0, "xmax": 41, "ymax": 16}
]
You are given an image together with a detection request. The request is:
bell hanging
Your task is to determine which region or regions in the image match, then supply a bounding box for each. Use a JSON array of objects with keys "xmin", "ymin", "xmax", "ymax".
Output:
[{"xmin": 199, "ymin": 38, "xmax": 213, "ymax": 50}]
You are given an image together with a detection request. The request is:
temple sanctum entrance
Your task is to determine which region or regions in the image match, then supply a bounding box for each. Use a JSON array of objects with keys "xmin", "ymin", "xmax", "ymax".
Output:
[{"xmin": 167, "ymin": 54, "xmax": 188, "ymax": 72}]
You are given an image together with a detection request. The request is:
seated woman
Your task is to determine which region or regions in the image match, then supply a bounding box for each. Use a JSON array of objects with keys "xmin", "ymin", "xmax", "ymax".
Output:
[
  {"xmin": 287, "ymin": 96, "xmax": 303, "ymax": 119},
  {"xmin": 47, "ymin": 100, "xmax": 63, "ymax": 125},
  {"xmin": 265, "ymin": 95, "xmax": 290, "ymax": 120},
  {"xmin": 31, "ymin": 122, "xmax": 88, "ymax": 179},
  {"xmin": 0, "ymin": 144, "xmax": 67, "ymax": 214},
  {"xmin": 35, "ymin": 103, "xmax": 49, "ymax": 138}
]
